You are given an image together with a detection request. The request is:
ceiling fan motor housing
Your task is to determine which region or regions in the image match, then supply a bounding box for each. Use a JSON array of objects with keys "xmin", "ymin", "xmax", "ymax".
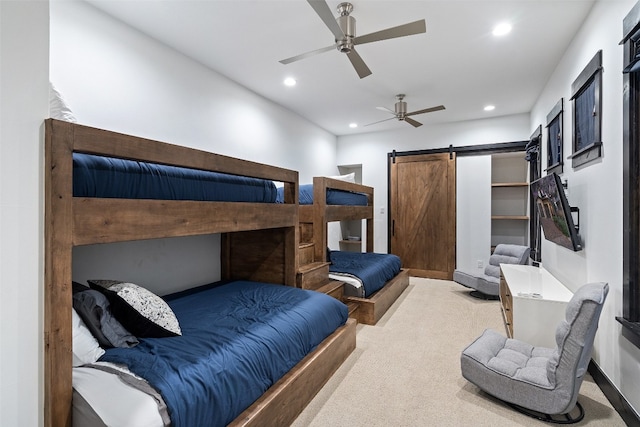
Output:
[
  {"xmin": 336, "ymin": 4, "xmax": 356, "ymax": 52},
  {"xmin": 395, "ymin": 101, "xmax": 408, "ymax": 119}
]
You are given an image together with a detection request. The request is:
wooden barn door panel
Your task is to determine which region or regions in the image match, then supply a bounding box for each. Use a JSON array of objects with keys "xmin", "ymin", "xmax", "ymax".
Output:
[{"xmin": 390, "ymin": 153, "xmax": 456, "ymax": 279}]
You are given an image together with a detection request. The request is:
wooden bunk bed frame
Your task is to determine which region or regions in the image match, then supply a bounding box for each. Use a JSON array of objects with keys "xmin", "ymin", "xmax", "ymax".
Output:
[
  {"xmin": 299, "ymin": 176, "xmax": 409, "ymax": 325},
  {"xmin": 44, "ymin": 119, "xmax": 356, "ymax": 427}
]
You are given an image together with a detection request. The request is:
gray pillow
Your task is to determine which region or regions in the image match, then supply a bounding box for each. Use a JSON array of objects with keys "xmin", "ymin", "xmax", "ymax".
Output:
[{"xmin": 73, "ymin": 289, "xmax": 139, "ymax": 348}]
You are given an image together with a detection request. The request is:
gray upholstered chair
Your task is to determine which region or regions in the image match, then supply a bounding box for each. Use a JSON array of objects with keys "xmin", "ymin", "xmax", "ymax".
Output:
[
  {"xmin": 460, "ymin": 282, "xmax": 609, "ymax": 423},
  {"xmin": 454, "ymin": 244, "xmax": 531, "ymax": 300}
]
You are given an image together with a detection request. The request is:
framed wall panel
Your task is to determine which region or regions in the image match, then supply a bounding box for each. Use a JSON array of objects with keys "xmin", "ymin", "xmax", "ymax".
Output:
[
  {"xmin": 546, "ymin": 98, "xmax": 564, "ymax": 175},
  {"xmin": 568, "ymin": 50, "xmax": 603, "ymax": 168}
]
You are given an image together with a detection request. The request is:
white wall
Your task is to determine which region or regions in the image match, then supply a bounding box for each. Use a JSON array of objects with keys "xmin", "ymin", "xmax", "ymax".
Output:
[
  {"xmin": 0, "ymin": 2, "xmax": 50, "ymax": 426},
  {"xmin": 50, "ymin": 1, "xmax": 336, "ymax": 182},
  {"xmin": 337, "ymin": 113, "xmax": 530, "ymax": 252},
  {"xmin": 456, "ymin": 155, "xmax": 492, "ymax": 276},
  {"xmin": 530, "ymin": 0, "xmax": 639, "ymax": 417},
  {"xmin": 49, "ymin": 0, "xmax": 340, "ymax": 294}
]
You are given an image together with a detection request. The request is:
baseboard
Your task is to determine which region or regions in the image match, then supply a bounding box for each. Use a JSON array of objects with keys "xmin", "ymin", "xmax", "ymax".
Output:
[{"xmin": 588, "ymin": 360, "xmax": 640, "ymax": 427}]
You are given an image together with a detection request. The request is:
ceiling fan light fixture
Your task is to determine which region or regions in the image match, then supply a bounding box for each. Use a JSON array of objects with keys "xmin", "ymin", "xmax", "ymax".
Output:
[{"xmin": 337, "ymin": 39, "xmax": 354, "ymax": 53}]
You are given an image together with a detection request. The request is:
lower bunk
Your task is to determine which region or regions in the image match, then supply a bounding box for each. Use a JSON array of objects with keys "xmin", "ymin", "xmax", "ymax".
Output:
[
  {"xmin": 71, "ymin": 279, "xmax": 356, "ymax": 427},
  {"xmin": 328, "ymin": 250, "xmax": 410, "ymax": 325}
]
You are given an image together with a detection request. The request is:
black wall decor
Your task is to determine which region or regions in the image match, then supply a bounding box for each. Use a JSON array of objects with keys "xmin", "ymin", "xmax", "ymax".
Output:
[
  {"xmin": 568, "ymin": 50, "xmax": 603, "ymax": 168},
  {"xmin": 546, "ymin": 98, "xmax": 564, "ymax": 175}
]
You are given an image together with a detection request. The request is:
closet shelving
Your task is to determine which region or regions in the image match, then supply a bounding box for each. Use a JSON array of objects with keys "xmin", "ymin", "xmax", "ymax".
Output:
[{"xmin": 491, "ymin": 153, "xmax": 529, "ymax": 249}]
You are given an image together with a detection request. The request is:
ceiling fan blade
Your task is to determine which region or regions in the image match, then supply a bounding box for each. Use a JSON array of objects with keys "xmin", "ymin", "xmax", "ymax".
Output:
[
  {"xmin": 405, "ymin": 117, "xmax": 423, "ymax": 127},
  {"xmin": 346, "ymin": 48, "xmax": 372, "ymax": 78},
  {"xmin": 376, "ymin": 106, "xmax": 396, "ymax": 114},
  {"xmin": 364, "ymin": 116, "xmax": 397, "ymax": 127},
  {"xmin": 405, "ymin": 105, "xmax": 446, "ymax": 116},
  {"xmin": 279, "ymin": 44, "xmax": 335, "ymax": 64},
  {"xmin": 307, "ymin": 0, "xmax": 345, "ymax": 40},
  {"xmin": 354, "ymin": 20, "xmax": 426, "ymax": 45}
]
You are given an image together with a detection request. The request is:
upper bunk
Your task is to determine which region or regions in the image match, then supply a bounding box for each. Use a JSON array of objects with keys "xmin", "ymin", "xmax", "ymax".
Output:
[
  {"xmin": 47, "ymin": 119, "xmax": 299, "ymax": 246},
  {"xmin": 297, "ymin": 176, "xmax": 373, "ymax": 223},
  {"xmin": 43, "ymin": 119, "xmax": 309, "ymax": 426},
  {"xmin": 296, "ymin": 176, "xmax": 374, "ymax": 262}
]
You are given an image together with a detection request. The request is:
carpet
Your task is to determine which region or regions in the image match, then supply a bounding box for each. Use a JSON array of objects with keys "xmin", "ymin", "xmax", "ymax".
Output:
[{"xmin": 291, "ymin": 277, "xmax": 626, "ymax": 426}]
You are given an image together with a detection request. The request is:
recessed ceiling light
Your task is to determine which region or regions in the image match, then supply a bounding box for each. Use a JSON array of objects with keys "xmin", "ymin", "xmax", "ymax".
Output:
[
  {"xmin": 492, "ymin": 22, "xmax": 512, "ymax": 37},
  {"xmin": 349, "ymin": 123, "xmax": 358, "ymax": 128},
  {"xmin": 484, "ymin": 105, "xmax": 496, "ymax": 111},
  {"xmin": 283, "ymin": 77, "xmax": 296, "ymax": 87}
]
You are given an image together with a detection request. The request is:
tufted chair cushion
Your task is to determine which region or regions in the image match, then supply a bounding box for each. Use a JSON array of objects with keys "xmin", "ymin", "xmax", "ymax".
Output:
[
  {"xmin": 460, "ymin": 282, "xmax": 608, "ymax": 415},
  {"xmin": 484, "ymin": 244, "xmax": 531, "ymax": 280}
]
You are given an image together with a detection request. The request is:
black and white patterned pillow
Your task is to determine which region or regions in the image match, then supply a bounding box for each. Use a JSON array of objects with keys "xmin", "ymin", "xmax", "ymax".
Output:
[{"xmin": 88, "ymin": 280, "xmax": 182, "ymax": 338}]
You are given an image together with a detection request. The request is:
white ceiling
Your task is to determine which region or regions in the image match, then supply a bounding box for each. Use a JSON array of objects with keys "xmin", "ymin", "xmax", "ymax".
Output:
[{"xmin": 85, "ymin": 0, "xmax": 596, "ymax": 136}]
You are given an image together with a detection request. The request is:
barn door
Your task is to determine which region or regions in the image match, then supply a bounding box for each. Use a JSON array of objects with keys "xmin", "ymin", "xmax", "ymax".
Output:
[{"xmin": 390, "ymin": 152, "xmax": 456, "ymax": 279}]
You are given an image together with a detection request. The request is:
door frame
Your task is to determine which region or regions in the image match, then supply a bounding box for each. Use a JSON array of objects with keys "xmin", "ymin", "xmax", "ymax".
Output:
[{"xmin": 387, "ymin": 141, "xmax": 528, "ymax": 253}]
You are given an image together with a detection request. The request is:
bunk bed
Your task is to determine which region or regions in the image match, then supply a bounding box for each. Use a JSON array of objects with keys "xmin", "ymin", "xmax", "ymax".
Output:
[
  {"xmin": 44, "ymin": 119, "xmax": 356, "ymax": 427},
  {"xmin": 296, "ymin": 176, "xmax": 410, "ymax": 325}
]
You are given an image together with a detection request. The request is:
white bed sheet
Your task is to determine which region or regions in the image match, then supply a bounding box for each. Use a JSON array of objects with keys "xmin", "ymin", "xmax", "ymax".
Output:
[
  {"xmin": 73, "ymin": 362, "xmax": 164, "ymax": 427},
  {"xmin": 329, "ymin": 272, "xmax": 364, "ymax": 298}
]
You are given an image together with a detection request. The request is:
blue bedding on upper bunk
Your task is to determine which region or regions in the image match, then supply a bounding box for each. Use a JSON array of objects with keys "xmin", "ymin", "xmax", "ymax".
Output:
[
  {"xmin": 99, "ymin": 280, "xmax": 348, "ymax": 427},
  {"xmin": 275, "ymin": 183, "xmax": 368, "ymax": 205},
  {"xmin": 329, "ymin": 251, "xmax": 402, "ymax": 297},
  {"xmin": 73, "ymin": 153, "xmax": 278, "ymax": 202}
]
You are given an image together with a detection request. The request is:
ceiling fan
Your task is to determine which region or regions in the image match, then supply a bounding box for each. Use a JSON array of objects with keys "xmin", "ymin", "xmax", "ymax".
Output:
[
  {"xmin": 365, "ymin": 94, "xmax": 445, "ymax": 128},
  {"xmin": 279, "ymin": 1, "xmax": 426, "ymax": 79}
]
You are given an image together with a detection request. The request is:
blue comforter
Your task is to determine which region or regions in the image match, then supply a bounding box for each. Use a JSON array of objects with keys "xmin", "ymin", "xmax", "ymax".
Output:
[
  {"xmin": 73, "ymin": 153, "xmax": 278, "ymax": 202},
  {"xmin": 100, "ymin": 280, "xmax": 347, "ymax": 427},
  {"xmin": 329, "ymin": 251, "xmax": 402, "ymax": 297},
  {"xmin": 275, "ymin": 183, "xmax": 368, "ymax": 205}
]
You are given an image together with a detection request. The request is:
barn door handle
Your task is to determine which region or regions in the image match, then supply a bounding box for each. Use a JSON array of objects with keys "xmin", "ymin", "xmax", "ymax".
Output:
[{"xmin": 392, "ymin": 220, "xmax": 395, "ymax": 236}]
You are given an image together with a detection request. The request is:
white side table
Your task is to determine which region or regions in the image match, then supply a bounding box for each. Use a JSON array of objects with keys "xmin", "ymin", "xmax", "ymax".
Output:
[{"xmin": 499, "ymin": 264, "xmax": 574, "ymax": 348}]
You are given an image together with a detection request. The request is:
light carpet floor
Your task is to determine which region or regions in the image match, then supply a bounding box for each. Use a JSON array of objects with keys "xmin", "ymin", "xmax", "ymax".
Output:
[{"xmin": 291, "ymin": 277, "xmax": 627, "ymax": 427}]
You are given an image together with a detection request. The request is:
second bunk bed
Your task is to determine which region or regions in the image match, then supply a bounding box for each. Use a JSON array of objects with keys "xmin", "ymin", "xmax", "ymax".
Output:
[{"xmin": 291, "ymin": 176, "xmax": 410, "ymax": 325}]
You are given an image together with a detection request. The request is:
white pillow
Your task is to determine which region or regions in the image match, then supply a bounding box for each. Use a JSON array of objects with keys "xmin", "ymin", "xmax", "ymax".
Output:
[
  {"xmin": 72, "ymin": 308, "xmax": 105, "ymax": 367},
  {"xmin": 49, "ymin": 82, "xmax": 77, "ymax": 123},
  {"xmin": 327, "ymin": 172, "xmax": 356, "ymax": 183}
]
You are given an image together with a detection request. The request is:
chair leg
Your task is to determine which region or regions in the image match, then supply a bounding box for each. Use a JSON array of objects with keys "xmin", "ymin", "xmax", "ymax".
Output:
[{"xmin": 505, "ymin": 401, "xmax": 584, "ymax": 424}]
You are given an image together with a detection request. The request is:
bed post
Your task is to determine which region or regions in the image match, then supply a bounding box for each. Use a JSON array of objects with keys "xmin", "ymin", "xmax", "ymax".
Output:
[
  {"xmin": 366, "ymin": 192, "xmax": 374, "ymax": 252},
  {"xmin": 312, "ymin": 177, "xmax": 329, "ymax": 262},
  {"xmin": 44, "ymin": 119, "xmax": 74, "ymax": 427}
]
